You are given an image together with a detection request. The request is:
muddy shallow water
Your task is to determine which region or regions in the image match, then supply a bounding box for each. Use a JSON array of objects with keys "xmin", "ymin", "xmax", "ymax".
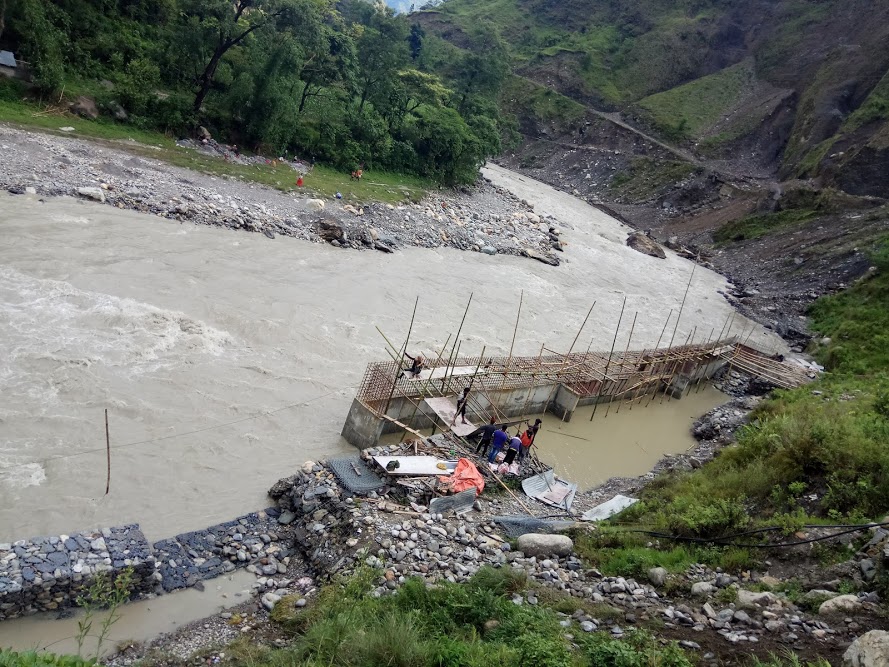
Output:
[{"xmin": 0, "ymin": 164, "xmax": 783, "ymax": 543}]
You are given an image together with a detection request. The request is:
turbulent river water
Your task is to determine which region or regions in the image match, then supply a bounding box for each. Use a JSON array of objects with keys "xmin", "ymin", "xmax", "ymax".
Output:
[{"xmin": 0, "ymin": 164, "xmax": 783, "ymax": 543}]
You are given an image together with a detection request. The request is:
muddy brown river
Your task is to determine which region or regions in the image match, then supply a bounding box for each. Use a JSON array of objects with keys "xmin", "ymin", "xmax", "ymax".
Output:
[{"xmin": 0, "ymin": 165, "xmax": 782, "ymax": 544}]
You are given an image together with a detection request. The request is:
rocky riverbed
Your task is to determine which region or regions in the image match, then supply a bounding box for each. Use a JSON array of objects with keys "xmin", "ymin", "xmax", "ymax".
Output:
[
  {"xmin": 0, "ymin": 125, "xmax": 562, "ymax": 264},
  {"xmin": 100, "ymin": 369, "xmax": 887, "ymax": 666}
]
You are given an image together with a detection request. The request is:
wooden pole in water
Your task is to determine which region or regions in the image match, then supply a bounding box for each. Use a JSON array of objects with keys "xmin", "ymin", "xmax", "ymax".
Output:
[
  {"xmin": 628, "ymin": 309, "xmax": 673, "ymax": 410},
  {"xmin": 590, "ymin": 297, "xmax": 626, "ymax": 421},
  {"xmin": 660, "ymin": 328, "xmax": 695, "ymax": 403},
  {"xmin": 104, "ymin": 408, "xmax": 111, "ymax": 495},
  {"xmin": 613, "ymin": 312, "xmax": 639, "ymax": 415},
  {"xmin": 384, "ymin": 296, "xmax": 419, "ymax": 415}
]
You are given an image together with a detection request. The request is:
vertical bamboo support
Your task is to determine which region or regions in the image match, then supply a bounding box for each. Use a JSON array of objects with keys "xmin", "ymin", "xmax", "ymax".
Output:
[
  {"xmin": 628, "ymin": 308, "xmax": 673, "ymax": 410},
  {"xmin": 442, "ymin": 293, "xmax": 473, "ymax": 392},
  {"xmin": 384, "ymin": 296, "xmax": 419, "ymax": 415},
  {"xmin": 591, "ymin": 297, "xmax": 626, "ymax": 421},
  {"xmin": 544, "ymin": 300, "xmax": 596, "ymax": 420},
  {"xmin": 104, "ymin": 408, "xmax": 111, "ymax": 495},
  {"xmin": 613, "ymin": 312, "xmax": 639, "ymax": 415}
]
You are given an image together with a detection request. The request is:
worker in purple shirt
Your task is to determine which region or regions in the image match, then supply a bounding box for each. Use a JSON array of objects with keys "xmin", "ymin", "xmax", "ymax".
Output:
[{"xmin": 488, "ymin": 426, "xmax": 510, "ymax": 463}]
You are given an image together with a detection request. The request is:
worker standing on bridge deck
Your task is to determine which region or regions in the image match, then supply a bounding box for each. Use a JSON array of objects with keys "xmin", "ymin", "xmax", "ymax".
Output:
[{"xmin": 451, "ymin": 387, "xmax": 470, "ymax": 425}]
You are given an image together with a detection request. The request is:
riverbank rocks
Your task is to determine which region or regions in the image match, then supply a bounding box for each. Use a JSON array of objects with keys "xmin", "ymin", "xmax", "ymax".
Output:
[
  {"xmin": 626, "ymin": 231, "xmax": 666, "ymax": 259},
  {"xmin": 0, "ymin": 126, "xmax": 564, "ymax": 264},
  {"xmin": 648, "ymin": 567, "xmax": 668, "ymax": 587},
  {"xmin": 516, "ymin": 534, "xmax": 573, "ymax": 557},
  {"xmin": 844, "ymin": 630, "xmax": 889, "ymax": 666},
  {"xmin": 819, "ymin": 594, "xmax": 862, "ymax": 615},
  {"xmin": 76, "ymin": 186, "xmax": 106, "ymax": 203}
]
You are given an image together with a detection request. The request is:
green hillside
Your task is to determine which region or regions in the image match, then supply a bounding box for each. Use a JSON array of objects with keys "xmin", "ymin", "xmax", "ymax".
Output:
[{"xmin": 417, "ymin": 0, "xmax": 889, "ymax": 196}]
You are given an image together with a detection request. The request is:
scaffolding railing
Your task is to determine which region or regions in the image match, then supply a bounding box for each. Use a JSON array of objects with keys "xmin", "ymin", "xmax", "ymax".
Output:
[{"xmin": 355, "ymin": 337, "xmax": 814, "ymax": 415}]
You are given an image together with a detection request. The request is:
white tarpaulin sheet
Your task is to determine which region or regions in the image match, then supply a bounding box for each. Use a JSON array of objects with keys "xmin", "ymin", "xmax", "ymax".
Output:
[
  {"xmin": 521, "ymin": 469, "xmax": 577, "ymax": 511},
  {"xmin": 581, "ymin": 494, "xmax": 639, "ymax": 521},
  {"xmin": 373, "ymin": 455, "xmax": 455, "ymax": 476}
]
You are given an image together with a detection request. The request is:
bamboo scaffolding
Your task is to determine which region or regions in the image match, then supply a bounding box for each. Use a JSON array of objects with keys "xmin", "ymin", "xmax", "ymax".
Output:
[{"xmin": 590, "ymin": 297, "xmax": 626, "ymax": 421}]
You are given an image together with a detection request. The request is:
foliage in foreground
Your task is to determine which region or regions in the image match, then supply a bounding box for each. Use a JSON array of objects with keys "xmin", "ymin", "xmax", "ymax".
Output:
[
  {"xmin": 229, "ymin": 566, "xmax": 694, "ymax": 667},
  {"xmin": 0, "ymin": 650, "xmax": 94, "ymax": 667},
  {"xmin": 612, "ymin": 237, "xmax": 889, "ymax": 539}
]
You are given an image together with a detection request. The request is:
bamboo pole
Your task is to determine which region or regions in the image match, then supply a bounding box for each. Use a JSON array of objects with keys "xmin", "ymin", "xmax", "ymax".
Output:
[
  {"xmin": 590, "ymin": 297, "xmax": 626, "ymax": 421},
  {"xmin": 496, "ymin": 290, "xmax": 523, "ymax": 413},
  {"xmin": 401, "ymin": 334, "xmax": 452, "ymax": 442},
  {"xmin": 543, "ymin": 301, "xmax": 596, "ymax": 420},
  {"xmin": 104, "ymin": 409, "xmax": 111, "ymax": 495},
  {"xmin": 442, "ymin": 294, "xmax": 473, "ymax": 392},
  {"xmin": 384, "ymin": 296, "xmax": 419, "ymax": 415},
  {"xmin": 628, "ymin": 308, "xmax": 673, "ymax": 410},
  {"xmin": 612, "ymin": 312, "xmax": 638, "ymax": 415},
  {"xmin": 661, "ymin": 326, "xmax": 698, "ymax": 403}
]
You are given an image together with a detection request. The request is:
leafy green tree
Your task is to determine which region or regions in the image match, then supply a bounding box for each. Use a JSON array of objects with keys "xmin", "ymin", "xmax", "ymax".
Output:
[
  {"xmin": 183, "ymin": 0, "xmax": 313, "ymax": 113},
  {"xmin": 351, "ymin": 5, "xmax": 409, "ymax": 113},
  {"xmin": 297, "ymin": 26, "xmax": 357, "ymax": 114},
  {"xmin": 408, "ymin": 22, "xmax": 424, "ymax": 61}
]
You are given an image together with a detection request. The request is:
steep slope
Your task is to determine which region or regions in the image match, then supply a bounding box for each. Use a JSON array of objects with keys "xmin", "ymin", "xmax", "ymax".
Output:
[{"xmin": 414, "ymin": 0, "xmax": 889, "ymax": 198}]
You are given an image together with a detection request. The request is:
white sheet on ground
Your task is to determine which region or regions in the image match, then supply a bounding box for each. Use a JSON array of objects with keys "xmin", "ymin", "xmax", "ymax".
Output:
[
  {"xmin": 581, "ymin": 494, "xmax": 639, "ymax": 521},
  {"xmin": 373, "ymin": 456, "xmax": 455, "ymax": 476}
]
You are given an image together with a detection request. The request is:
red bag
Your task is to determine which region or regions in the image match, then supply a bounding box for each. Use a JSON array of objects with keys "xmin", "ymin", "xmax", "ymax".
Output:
[{"xmin": 438, "ymin": 457, "xmax": 485, "ymax": 496}]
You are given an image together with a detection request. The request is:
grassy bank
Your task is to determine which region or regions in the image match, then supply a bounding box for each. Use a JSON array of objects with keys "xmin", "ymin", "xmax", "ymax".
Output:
[
  {"xmin": 199, "ymin": 567, "xmax": 696, "ymax": 667},
  {"xmin": 599, "ymin": 237, "xmax": 889, "ymax": 549},
  {"xmin": 0, "ymin": 98, "xmax": 431, "ymax": 205}
]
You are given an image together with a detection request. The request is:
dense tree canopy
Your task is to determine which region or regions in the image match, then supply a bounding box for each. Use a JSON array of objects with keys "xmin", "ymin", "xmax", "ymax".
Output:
[{"xmin": 0, "ymin": 0, "xmax": 507, "ymax": 183}]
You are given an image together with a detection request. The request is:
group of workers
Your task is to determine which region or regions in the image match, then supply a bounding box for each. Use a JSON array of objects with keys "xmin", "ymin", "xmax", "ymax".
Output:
[
  {"xmin": 398, "ymin": 353, "xmax": 543, "ymax": 466},
  {"xmin": 472, "ymin": 417, "xmax": 542, "ymax": 465}
]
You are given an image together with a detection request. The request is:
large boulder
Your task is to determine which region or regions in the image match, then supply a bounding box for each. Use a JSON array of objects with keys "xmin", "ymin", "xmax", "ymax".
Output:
[
  {"xmin": 819, "ymin": 594, "xmax": 862, "ymax": 616},
  {"xmin": 690, "ymin": 581, "xmax": 715, "ymax": 597},
  {"xmin": 516, "ymin": 533, "xmax": 573, "ymax": 557},
  {"xmin": 69, "ymin": 95, "xmax": 99, "ymax": 120},
  {"xmin": 305, "ymin": 198, "xmax": 325, "ymax": 212},
  {"xmin": 844, "ymin": 630, "xmax": 889, "ymax": 667},
  {"xmin": 736, "ymin": 589, "xmax": 778, "ymax": 608},
  {"xmin": 648, "ymin": 567, "xmax": 667, "ymax": 587},
  {"xmin": 315, "ymin": 219, "xmax": 344, "ymax": 243},
  {"xmin": 626, "ymin": 231, "xmax": 666, "ymax": 259},
  {"xmin": 76, "ymin": 187, "xmax": 105, "ymax": 203}
]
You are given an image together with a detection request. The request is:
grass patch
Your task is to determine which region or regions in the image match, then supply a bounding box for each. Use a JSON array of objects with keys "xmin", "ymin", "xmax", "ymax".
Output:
[
  {"xmin": 573, "ymin": 527, "xmax": 760, "ymax": 576},
  {"xmin": 608, "ymin": 237, "xmax": 889, "ymax": 542},
  {"xmin": 636, "ymin": 60, "xmax": 756, "ymax": 141},
  {"xmin": 713, "ymin": 208, "xmax": 820, "ymax": 243},
  {"xmin": 217, "ymin": 565, "xmax": 698, "ymax": 667},
  {"xmin": 0, "ymin": 98, "xmax": 430, "ymax": 204},
  {"xmin": 500, "ymin": 75, "xmax": 586, "ymax": 129},
  {"xmin": 608, "ymin": 157, "xmax": 700, "ymax": 201}
]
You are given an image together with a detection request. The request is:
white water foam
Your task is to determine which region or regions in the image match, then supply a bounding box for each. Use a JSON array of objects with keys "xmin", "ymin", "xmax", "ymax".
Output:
[{"xmin": 0, "ymin": 266, "xmax": 236, "ymax": 399}]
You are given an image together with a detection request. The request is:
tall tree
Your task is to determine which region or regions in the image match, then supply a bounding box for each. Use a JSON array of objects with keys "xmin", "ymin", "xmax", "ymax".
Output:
[
  {"xmin": 186, "ymin": 0, "xmax": 306, "ymax": 113},
  {"xmin": 352, "ymin": 6, "xmax": 409, "ymax": 113}
]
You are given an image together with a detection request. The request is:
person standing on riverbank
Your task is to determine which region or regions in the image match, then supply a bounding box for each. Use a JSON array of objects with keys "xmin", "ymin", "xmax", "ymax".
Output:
[
  {"xmin": 488, "ymin": 425, "xmax": 509, "ymax": 463},
  {"xmin": 475, "ymin": 417, "xmax": 498, "ymax": 458}
]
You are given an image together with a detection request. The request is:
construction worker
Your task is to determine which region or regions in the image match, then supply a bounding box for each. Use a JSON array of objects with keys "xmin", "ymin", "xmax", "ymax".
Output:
[{"xmin": 452, "ymin": 387, "xmax": 470, "ymax": 425}]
